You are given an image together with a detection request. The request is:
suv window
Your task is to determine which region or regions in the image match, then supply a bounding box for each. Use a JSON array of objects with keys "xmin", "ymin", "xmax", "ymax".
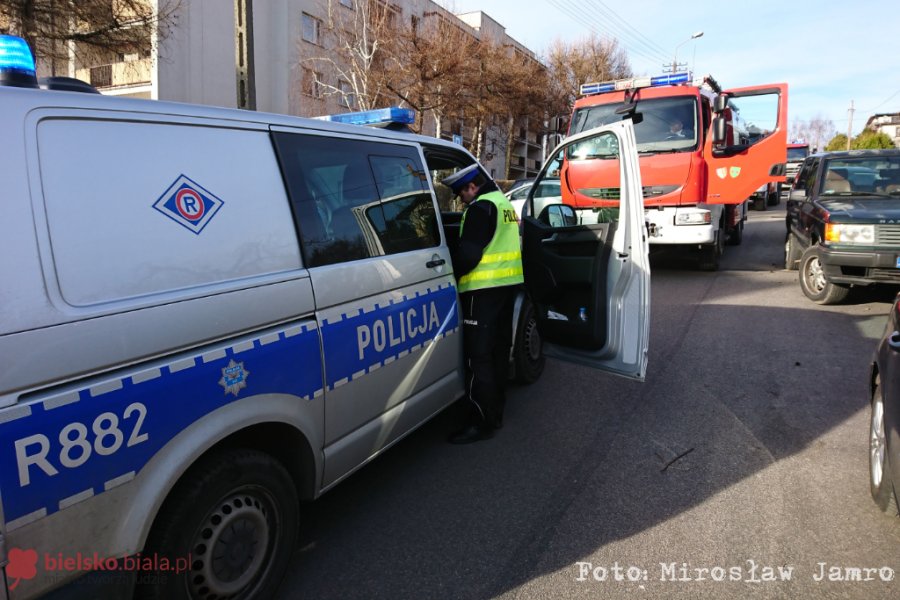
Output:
[
  {"xmin": 273, "ymin": 133, "xmax": 439, "ymax": 267},
  {"xmin": 794, "ymin": 158, "xmax": 818, "ymax": 194}
]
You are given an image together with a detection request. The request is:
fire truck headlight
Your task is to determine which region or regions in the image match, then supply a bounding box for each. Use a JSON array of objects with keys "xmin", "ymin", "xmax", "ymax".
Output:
[
  {"xmin": 825, "ymin": 223, "xmax": 874, "ymax": 245},
  {"xmin": 676, "ymin": 211, "xmax": 712, "ymax": 225}
]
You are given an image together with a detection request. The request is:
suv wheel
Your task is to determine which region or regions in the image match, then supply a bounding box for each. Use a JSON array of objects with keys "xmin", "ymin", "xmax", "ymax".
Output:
[
  {"xmin": 798, "ymin": 246, "xmax": 850, "ymax": 304},
  {"xmin": 784, "ymin": 232, "xmax": 802, "ymax": 270}
]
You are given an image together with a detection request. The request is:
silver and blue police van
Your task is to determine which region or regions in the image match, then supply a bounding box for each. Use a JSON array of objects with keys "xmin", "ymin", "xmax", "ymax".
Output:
[{"xmin": 0, "ymin": 34, "xmax": 650, "ymax": 600}]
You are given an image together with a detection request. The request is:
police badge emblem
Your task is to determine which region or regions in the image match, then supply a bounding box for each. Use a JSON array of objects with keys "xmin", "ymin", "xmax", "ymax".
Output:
[{"xmin": 219, "ymin": 359, "xmax": 250, "ymax": 397}]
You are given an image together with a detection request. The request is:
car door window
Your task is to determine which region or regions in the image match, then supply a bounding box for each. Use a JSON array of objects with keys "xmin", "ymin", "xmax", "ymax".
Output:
[{"xmin": 272, "ymin": 133, "xmax": 439, "ymax": 267}]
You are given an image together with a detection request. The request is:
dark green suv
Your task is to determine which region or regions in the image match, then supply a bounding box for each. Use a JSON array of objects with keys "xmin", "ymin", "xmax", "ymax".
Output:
[{"xmin": 784, "ymin": 149, "xmax": 900, "ymax": 304}]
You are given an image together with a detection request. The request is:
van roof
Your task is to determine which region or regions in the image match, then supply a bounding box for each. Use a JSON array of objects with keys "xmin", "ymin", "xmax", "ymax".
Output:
[{"xmin": 0, "ymin": 84, "xmax": 466, "ymax": 153}]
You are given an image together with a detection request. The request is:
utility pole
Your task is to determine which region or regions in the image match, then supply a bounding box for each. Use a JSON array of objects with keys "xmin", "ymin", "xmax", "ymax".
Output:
[
  {"xmin": 235, "ymin": 0, "xmax": 256, "ymax": 110},
  {"xmin": 846, "ymin": 100, "xmax": 854, "ymax": 150}
]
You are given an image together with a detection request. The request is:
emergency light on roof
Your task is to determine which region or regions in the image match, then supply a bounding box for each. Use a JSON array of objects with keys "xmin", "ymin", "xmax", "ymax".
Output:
[
  {"xmin": 316, "ymin": 107, "xmax": 416, "ymax": 127},
  {"xmin": 0, "ymin": 35, "xmax": 39, "ymax": 88},
  {"xmin": 580, "ymin": 72, "xmax": 691, "ymax": 97}
]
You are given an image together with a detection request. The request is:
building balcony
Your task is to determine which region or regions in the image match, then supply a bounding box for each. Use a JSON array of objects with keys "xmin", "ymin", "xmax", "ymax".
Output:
[{"xmin": 76, "ymin": 58, "xmax": 152, "ymax": 90}]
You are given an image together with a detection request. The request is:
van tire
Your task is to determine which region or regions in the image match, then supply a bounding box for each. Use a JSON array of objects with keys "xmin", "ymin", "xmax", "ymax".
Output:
[
  {"xmin": 513, "ymin": 298, "xmax": 544, "ymax": 384},
  {"xmin": 136, "ymin": 449, "xmax": 299, "ymax": 600}
]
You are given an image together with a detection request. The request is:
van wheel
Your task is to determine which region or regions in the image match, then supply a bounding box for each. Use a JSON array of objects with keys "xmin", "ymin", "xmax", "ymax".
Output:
[
  {"xmin": 513, "ymin": 298, "xmax": 544, "ymax": 384},
  {"xmin": 798, "ymin": 246, "xmax": 850, "ymax": 304},
  {"xmin": 136, "ymin": 449, "xmax": 299, "ymax": 600}
]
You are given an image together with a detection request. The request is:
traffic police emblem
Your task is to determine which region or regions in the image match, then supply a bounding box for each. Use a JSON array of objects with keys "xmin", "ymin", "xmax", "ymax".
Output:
[
  {"xmin": 219, "ymin": 359, "xmax": 250, "ymax": 397},
  {"xmin": 153, "ymin": 174, "xmax": 224, "ymax": 235}
]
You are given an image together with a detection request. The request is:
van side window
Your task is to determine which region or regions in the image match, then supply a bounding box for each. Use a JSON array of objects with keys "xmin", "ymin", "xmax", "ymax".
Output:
[
  {"xmin": 273, "ymin": 133, "xmax": 439, "ymax": 267},
  {"xmin": 367, "ymin": 155, "xmax": 440, "ymax": 254}
]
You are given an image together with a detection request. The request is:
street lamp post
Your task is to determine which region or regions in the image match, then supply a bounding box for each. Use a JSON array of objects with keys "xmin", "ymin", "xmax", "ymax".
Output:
[{"xmin": 672, "ymin": 31, "xmax": 703, "ymax": 73}]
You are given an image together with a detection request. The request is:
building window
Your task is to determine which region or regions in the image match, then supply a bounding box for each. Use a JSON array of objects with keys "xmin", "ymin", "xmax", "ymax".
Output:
[
  {"xmin": 301, "ymin": 68, "xmax": 323, "ymax": 98},
  {"xmin": 339, "ymin": 80, "xmax": 355, "ymax": 108},
  {"xmin": 301, "ymin": 13, "xmax": 320, "ymax": 44}
]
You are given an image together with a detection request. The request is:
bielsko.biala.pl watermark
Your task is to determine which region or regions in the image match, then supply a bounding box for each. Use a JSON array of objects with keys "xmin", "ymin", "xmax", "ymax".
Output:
[{"xmin": 575, "ymin": 560, "xmax": 895, "ymax": 584}]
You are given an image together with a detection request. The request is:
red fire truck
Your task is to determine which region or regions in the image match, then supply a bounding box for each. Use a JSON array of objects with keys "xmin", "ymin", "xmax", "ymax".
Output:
[{"xmin": 564, "ymin": 73, "xmax": 788, "ymax": 270}]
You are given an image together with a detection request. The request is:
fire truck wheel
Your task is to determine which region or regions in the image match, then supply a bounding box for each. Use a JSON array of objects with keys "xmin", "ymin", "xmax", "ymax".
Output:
[
  {"xmin": 136, "ymin": 448, "xmax": 299, "ymax": 600},
  {"xmin": 513, "ymin": 297, "xmax": 545, "ymax": 384},
  {"xmin": 725, "ymin": 220, "xmax": 743, "ymax": 246},
  {"xmin": 698, "ymin": 225, "xmax": 724, "ymax": 271}
]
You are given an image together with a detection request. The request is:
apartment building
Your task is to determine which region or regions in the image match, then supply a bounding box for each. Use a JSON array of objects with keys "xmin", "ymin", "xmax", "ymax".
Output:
[{"xmin": 19, "ymin": 0, "xmax": 547, "ymax": 181}]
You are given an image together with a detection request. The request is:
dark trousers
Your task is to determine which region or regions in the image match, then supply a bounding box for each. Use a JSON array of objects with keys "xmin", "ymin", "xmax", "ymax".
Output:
[{"xmin": 460, "ymin": 285, "xmax": 515, "ymax": 429}]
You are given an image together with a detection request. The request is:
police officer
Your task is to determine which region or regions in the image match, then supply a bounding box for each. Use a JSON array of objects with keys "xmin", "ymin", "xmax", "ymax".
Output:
[{"xmin": 442, "ymin": 164, "xmax": 523, "ymax": 444}]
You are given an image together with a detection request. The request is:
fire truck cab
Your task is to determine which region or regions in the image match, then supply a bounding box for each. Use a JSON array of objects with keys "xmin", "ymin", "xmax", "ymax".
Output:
[{"xmin": 567, "ymin": 73, "xmax": 788, "ymax": 270}]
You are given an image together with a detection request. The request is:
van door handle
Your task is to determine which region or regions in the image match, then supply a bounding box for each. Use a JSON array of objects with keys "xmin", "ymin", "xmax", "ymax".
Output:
[{"xmin": 426, "ymin": 259, "xmax": 446, "ymax": 268}]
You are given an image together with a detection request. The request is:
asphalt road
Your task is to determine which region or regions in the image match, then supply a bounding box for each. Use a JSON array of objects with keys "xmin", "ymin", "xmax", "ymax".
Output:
[{"xmin": 276, "ymin": 203, "xmax": 900, "ymax": 600}]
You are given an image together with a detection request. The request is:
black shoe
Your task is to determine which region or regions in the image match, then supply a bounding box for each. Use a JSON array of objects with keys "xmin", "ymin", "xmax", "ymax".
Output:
[{"xmin": 447, "ymin": 424, "xmax": 494, "ymax": 444}]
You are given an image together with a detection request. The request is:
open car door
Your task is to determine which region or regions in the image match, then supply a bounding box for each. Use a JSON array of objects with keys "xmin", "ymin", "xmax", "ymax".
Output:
[
  {"xmin": 706, "ymin": 83, "xmax": 789, "ymax": 204},
  {"xmin": 522, "ymin": 120, "xmax": 650, "ymax": 381}
]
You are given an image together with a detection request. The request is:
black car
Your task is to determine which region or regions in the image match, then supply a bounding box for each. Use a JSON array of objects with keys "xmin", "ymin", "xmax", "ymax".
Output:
[
  {"xmin": 784, "ymin": 149, "xmax": 900, "ymax": 304},
  {"xmin": 869, "ymin": 292, "xmax": 900, "ymax": 517}
]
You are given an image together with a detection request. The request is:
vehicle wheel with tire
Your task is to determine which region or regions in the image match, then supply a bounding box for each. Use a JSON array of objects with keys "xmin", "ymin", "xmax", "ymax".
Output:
[
  {"xmin": 136, "ymin": 449, "xmax": 299, "ymax": 600},
  {"xmin": 513, "ymin": 296, "xmax": 544, "ymax": 384},
  {"xmin": 798, "ymin": 246, "xmax": 850, "ymax": 304},
  {"xmin": 726, "ymin": 220, "xmax": 743, "ymax": 246},
  {"xmin": 754, "ymin": 196, "xmax": 767, "ymax": 211},
  {"xmin": 767, "ymin": 188, "xmax": 780, "ymax": 206},
  {"xmin": 870, "ymin": 382, "xmax": 899, "ymax": 516},
  {"xmin": 698, "ymin": 224, "xmax": 724, "ymax": 271},
  {"xmin": 784, "ymin": 232, "xmax": 802, "ymax": 270}
]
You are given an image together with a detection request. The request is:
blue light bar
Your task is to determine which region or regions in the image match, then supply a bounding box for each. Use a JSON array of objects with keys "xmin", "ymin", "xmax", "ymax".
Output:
[
  {"xmin": 316, "ymin": 107, "xmax": 416, "ymax": 126},
  {"xmin": 650, "ymin": 72, "xmax": 690, "ymax": 86},
  {"xmin": 580, "ymin": 72, "xmax": 692, "ymax": 96},
  {"xmin": 0, "ymin": 35, "xmax": 36, "ymax": 76},
  {"xmin": 580, "ymin": 82, "xmax": 616, "ymax": 96}
]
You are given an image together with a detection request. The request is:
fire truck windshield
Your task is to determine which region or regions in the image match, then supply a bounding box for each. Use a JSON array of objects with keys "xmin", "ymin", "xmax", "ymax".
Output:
[{"xmin": 571, "ymin": 96, "xmax": 698, "ymax": 155}]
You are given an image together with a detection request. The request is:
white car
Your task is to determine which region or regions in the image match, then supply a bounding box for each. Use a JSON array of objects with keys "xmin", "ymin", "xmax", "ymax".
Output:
[{"xmin": 506, "ymin": 179, "xmax": 562, "ymax": 219}]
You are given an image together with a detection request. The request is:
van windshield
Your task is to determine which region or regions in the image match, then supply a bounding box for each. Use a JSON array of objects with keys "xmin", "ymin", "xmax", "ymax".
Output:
[{"xmin": 570, "ymin": 96, "xmax": 698, "ymax": 154}]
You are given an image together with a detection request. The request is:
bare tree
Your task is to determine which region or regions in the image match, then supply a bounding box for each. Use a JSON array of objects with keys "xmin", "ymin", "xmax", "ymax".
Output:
[
  {"xmin": 790, "ymin": 115, "xmax": 836, "ymax": 153},
  {"xmin": 544, "ymin": 33, "xmax": 632, "ymax": 127},
  {"xmin": 0, "ymin": 0, "xmax": 179, "ymax": 74},
  {"xmin": 301, "ymin": 0, "xmax": 400, "ymax": 112},
  {"xmin": 806, "ymin": 115, "xmax": 837, "ymax": 153},
  {"xmin": 385, "ymin": 12, "xmax": 479, "ymax": 136}
]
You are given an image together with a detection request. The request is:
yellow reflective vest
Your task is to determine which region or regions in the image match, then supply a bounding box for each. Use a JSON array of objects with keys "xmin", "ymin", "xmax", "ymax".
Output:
[{"xmin": 457, "ymin": 190, "xmax": 524, "ymax": 293}]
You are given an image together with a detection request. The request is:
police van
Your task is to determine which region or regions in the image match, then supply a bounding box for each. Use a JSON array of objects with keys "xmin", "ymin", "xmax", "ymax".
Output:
[{"xmin": 0, "ymin": 35, "xmax": 650, "ymax": 599}]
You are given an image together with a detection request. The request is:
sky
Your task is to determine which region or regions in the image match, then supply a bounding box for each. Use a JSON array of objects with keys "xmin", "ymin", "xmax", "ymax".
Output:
[{"xmin": 437, "ymin": 0, "xmax": 900, "ymax": 139}]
